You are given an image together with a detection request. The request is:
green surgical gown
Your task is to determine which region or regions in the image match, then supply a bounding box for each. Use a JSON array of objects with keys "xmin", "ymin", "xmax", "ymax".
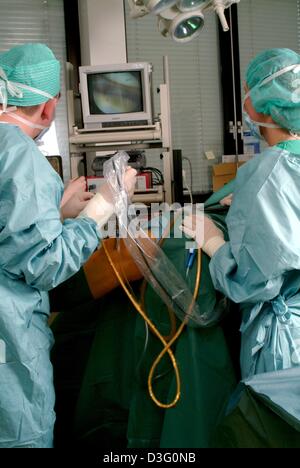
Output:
[
  {"xmin": 210, "ymin": 140, "xmax": 300, "ymax": 379},
  {"xmin": 0, "ymin": 123, "xmax": 100, "ymax": 447}
]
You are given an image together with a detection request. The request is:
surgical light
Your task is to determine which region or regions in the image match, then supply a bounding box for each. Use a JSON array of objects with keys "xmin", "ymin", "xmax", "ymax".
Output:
[
  {"xmin": 173, "ymin": 14, "xmax": 204, "ymax": 39},
  {"xmin": 159, "ymin": 8, "xmax": 205, "ymax": 42},
  {"xmin": 127, "ymin": 0, "xmax": 241, "ymax": 42},
  {"xmin": 145, "ymin": 0, "xmax": 178, "ymax": 14},
  {"xmin": 177, "ymin": 0, "xmax": 207, "ymax": 12}
]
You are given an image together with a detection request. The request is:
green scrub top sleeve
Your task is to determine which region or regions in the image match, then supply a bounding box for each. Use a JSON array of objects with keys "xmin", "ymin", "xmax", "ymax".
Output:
[
  {"xmin": 209, "ymin": 174, "xmax": 300, "ymax": 304},
  {"xmin": 209, "ymin": 242, "xmax": 284, "ymax": 304},
  {"xmin": 0, "ymin": 140, "xmax": 101, "ymax": 291},
  {"xmin": 0, "ymin": 210, "xmax": 101, "ymax": 292}
]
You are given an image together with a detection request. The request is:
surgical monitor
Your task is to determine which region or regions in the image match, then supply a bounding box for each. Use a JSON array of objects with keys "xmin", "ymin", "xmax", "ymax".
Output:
[{"xmin": 79, "ymin": 62, "xmax": 153, "ymax": 130}]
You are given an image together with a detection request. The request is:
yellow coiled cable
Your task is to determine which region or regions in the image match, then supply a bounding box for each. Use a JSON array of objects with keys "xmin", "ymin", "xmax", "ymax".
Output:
[{"xmin": 103, "ymin": 234, "xmax": 201, "ymax": 409}]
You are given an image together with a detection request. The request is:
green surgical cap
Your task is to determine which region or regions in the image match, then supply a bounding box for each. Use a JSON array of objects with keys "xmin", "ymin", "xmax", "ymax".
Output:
[
  {"xmin": 245, "ymin": 48, "xmax": 300, "ymax": 133},
  {"xmin": 0, "ymin": 43, "xmax": 60, "ymax": 107}
]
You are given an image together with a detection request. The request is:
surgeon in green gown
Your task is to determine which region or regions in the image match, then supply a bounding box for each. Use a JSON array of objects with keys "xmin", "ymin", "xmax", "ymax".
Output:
[
  {"xmin": 182, "ymin": 48, "xmax": 300, "ymax": 379},
  {"xmin": 0, "ymin": 43, "xmax": 136, "ymax": 448}
]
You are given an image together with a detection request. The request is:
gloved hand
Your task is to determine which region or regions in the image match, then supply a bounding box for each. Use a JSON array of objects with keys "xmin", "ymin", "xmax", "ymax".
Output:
[
  {"xmin": 61, "ymin": 176, "xmax": 87, "ymax": 207},
  {"xmin": 180, "ymin": 214, "xmax": 225, "ymax": 257},
  {"xmin": 122, "ymin": 166, "xmax": 137, "ymax": 199},
  {"xmin": 61, "ymin": 191, "xmax": 94, "ymax": 221},
  {"xmin": 98, "ymin": 166, "xmax": 137, "ymax": 200},
  {"xmin": 78, "ymin": 167, "xmax": 137, "ymax": 228},
  {"xmin": 220, "ymin": 193, "xmax": 233, "ymax": 206}
]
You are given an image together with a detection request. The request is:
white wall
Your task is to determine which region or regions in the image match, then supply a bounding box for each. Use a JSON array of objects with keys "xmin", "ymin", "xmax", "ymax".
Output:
[{"xmin": 78, "ymin": 0, "xmax": 127, "ymax": 65}]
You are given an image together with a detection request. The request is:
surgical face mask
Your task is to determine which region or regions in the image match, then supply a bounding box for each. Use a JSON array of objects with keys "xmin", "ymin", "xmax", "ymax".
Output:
[
  {"xmin": 243, "ymin": 92, "xmax": 280, "ymax": 141},
  {"xmin": 34, "ymin": 126, "xmax": 50, "ymax": 144},
  {"xmin": 243, "ymin": 110, "xmax": 264, "ymax": 140}
]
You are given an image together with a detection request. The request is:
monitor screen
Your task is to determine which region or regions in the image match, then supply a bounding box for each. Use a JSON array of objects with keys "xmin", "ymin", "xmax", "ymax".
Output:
[
  {"xmin": 79, "ymin": 62, "xmax": 153, "ymax": 129},
  {"xmin": 87, "ymin": 71, "xmax": 144, "ymax": 115}
]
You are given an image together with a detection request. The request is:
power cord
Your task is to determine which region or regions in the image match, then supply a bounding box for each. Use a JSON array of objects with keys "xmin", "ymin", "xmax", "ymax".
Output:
[
  {"xmin": 182, "ymin": 169, "xmax": 193, "ymax": 205},
  {"xmin": 182, "ymin": 156, "xmax": 193, "ymax": 201},
  {"xmin": 142, "ymin": 167, "xmax": 164, "ymax": 186},
  {"xmin": 103, "ymin": 240, "xmax": 201, "ymax": 409}
]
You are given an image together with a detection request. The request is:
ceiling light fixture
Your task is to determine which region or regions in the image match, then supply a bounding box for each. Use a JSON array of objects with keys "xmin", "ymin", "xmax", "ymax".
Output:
[
  {"xmin": 128, "ymin": 0, "xmax": 241, "ymax": 42},
  {"xmin": 176, "ymin": 0, "xmax": 207, "ymax": 12},
  {"xmin": 145, "ymin": 0, "xmax": 178, "ymax": 14},
  {"xmin": 158, "ymin": 7, "xmax": 205, "ymax": 42}
]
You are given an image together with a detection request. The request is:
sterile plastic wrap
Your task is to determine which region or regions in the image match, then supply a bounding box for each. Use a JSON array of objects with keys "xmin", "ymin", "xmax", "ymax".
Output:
[{"xmin": 103, "ymin": 152, "xmax": 221, "ymax": 327}]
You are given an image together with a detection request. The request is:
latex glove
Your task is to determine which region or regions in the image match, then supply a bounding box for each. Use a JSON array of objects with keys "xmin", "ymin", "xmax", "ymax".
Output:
[
  {"xmin": 123, "ymin": 166, "xmax": 137, "ymax": 199},
  {"xmin": 180, "ymin": 214, "xmax": 225, "ymax": 257},
  {"xmin": 220, "ymin": 193, "xmax": 233, "ymax": 206},
  {"xmin": 61, "ymin": 191, "xmax": 94, "ymax": 220},
  {"xmin": 97, "ymin": 166, "xmax": 137, "ymax": 202},
  {"xmin": 78, "ymin": 167, "xmax": 137, "ymax": 228},
  {"xmin": 61, "ymin": 176, "xmax": 86, "ymax": 207}
]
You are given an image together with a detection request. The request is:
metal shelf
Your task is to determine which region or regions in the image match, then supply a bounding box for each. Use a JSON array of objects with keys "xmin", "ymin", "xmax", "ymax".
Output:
[
  {"xmin": 69, "ymin": 122, "xmax": 162, "ymax": 146},
  {"xmin": 132, "ymin": 185, "xmax": 164, "ymax": 203}
]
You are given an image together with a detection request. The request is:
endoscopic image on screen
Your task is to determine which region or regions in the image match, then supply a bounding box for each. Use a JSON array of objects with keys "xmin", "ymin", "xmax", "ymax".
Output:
[{"xmin": 87, "ymin": 71, "xmax": 144, "ymax": 115}]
